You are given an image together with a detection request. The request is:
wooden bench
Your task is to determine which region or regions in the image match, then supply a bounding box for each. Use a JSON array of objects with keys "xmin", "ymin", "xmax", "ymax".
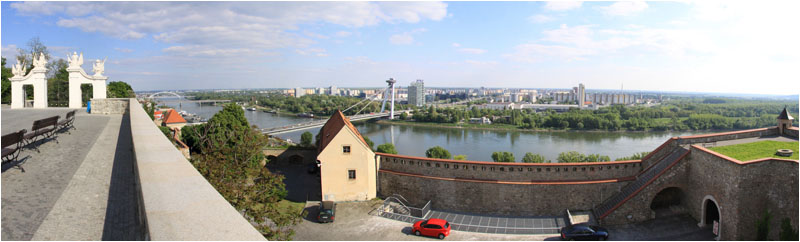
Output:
[
  {"xmin": 24, "ymin": 116, "xmax": 60, "ymax": 153},
  {"xmin": 3, "ymin": 129, "xmax": 28, "ymax": 172},
  {"xmin": 58, "ymin": 110, "xmax": 77, "ymax": 134}
]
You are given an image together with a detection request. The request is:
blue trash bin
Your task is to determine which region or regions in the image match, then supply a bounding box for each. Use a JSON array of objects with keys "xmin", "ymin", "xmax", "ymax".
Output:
[{"xmin": 87, "ymin": 101, "xmax": 91, "ymax": 113}]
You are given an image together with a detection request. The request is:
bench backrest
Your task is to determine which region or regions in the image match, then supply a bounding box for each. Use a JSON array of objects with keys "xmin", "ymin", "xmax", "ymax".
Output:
[
  {"xmin": 32, "ymin": 116, "xmax": 60, "ymax": 131},
  {"xmin": 2, "ymin": 129, "xmax": 26, "ymax": 148},
  {"xmin": 65, "ymin": 110, "xmax": 76, "ymax": 120}
]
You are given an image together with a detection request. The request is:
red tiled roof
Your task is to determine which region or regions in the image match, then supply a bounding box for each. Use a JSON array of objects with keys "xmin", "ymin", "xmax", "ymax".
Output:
[
  {"xmin": 163, "ymin": 109, "xmax": 187, "ymax": 124},
  {"xmin": 317, "ymin": 110, "xmax": 368, "ymax": 154}
]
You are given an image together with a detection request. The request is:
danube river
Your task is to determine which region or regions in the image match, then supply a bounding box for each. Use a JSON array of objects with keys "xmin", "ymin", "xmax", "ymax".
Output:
[{"xmin": 157, "ymin": 98, "xmax": 705, "ymax": 162}]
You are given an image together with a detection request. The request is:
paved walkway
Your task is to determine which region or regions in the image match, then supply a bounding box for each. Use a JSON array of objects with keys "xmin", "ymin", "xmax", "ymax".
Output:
[{"xmin": 1, "ymin": 108, "xmax": 141, "ymax": 240}]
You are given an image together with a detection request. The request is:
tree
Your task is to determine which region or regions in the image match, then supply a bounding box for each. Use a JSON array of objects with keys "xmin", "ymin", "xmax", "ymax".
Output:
[
  {"xmin": 558, "ymin": 151, "xmax": 585, "ymax": 163},
  {"xmin": 453, "ymin": 155, "xmax": 467, "ymax": 160},
  {"xmin": 300, "ymin": 131, "xmax": 313, "ymax": 147},
  {"xmin": 188, "ymin": 102, "xmax": 297, "ymax": 239},
  {"xmin": 107, "ymin": 81, "xmax": 135, "ymax": 98},
  {"xmin": 17, "ymin": 37, "xmax": 51, "ymax": 77},
  {"xmin": 1, "ymin": 57, "xmax": 12, "ymax": 104},
  {"xmin": 491, "ymin": 151, "xmax": 515, "ymax": 162},
  {"xmin": 399, "ymin": 112, "xmax": 408, "ymax": 120},
  {"xmin": 376, "ymin": 143, "xmax": 398, "ymax": 154},
  {"xmin": 522, "ymin": 153, "xmax": 546, "ymax": 163},
  {"xmin": 362, "ymin": 136, "xmax": 374, "ymax": 150},
  {"xmin": 425, "ymin": 146, "xmax": 451, "ymax": 159},
  {"xmin": 46, "ymin": 59, "xmax": 69, "ymax": 106},
  {"xmin": 159, "ymin": 126, "xmax": 173, "ymax": 140}
]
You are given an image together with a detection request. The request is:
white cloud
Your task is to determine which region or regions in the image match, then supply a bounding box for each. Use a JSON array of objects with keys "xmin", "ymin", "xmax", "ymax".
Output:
[
  {"xmin": 303, "ymin": 31, "xmax": 329, "ymax": 39},
  {"xmin": 2, "ymin": 45, "xmax": 20, "ymax": 60},
  {"xmin": 11, "ymin": 2, "xmax": 448, "ymax": 50},
  {"xmin": 115, "ymin": 48, "xmax": 134, "ymax": 53},
  {"xmin": 295, "ymin": 48, "xmax": 329, "ymax": 57},
  {"xmin": 390, "ymin": 33, "xmax": 414, "ymax": 45},
  {"xmin": 528, "ymin": 14, "xmax": 555, "ymax": 23},
  {"xmin": 389, "ymin": 28, "xmax": 427, "ymax": 45},
  {"xmin": 162, "ymin": 45, "xmax": 261, "ymax": 57},
  {"xmin": 505, "ymin": 23, "xmax": 718, "ymax": 63},
  {"xmin": 600, "ymin": 2, "xmax": 648, "ymax": 16},
  {"xmin": 544, "ymin": 1, "xmax": 583, "ymax": 11},
  {"xmin": 458, "ymin": 48, "xmax": 487, "ymax": 54},
  {"xmin": 335, "ymin": 31, "xmax": 352, "ymax": 38},
  {"xmin": 451, "ymin": 43, "xmax": 461, "ymax": 47}
]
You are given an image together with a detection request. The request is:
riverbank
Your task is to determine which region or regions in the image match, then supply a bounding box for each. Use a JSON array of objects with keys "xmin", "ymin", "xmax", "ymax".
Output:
[{"xmin": 375, "ymin": 119, "xmax": 743, "ymax": 134}]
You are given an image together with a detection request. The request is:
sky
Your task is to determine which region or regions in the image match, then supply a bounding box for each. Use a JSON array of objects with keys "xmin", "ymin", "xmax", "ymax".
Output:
[{"xmin": 1, "ymin": 1, "xmax": 799, "ymax": 95}]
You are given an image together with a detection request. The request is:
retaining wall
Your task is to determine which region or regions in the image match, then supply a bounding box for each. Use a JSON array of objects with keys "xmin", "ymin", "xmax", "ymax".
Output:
[
  {"xmin": 128, "ymin": 98, "xmax": 265, "ymax": 241},
  {"xmin": 379, "ymin": 171, "xmax": 630, "ymax": 216}
]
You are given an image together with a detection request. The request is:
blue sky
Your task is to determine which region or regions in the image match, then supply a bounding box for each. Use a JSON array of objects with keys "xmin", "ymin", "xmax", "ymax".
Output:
[{"xmin": 2, "ymin": 1, "xmax": 798, "ymax": 95}]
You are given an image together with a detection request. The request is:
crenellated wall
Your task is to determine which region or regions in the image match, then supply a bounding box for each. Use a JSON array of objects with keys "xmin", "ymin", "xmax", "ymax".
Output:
[
  {"xmin": 378, "ymin": 153, "xmax": 642, "ymax": 182},
  {"xmin": 376, "ymin": 153, "xmax": 639, "ymax": 216}
]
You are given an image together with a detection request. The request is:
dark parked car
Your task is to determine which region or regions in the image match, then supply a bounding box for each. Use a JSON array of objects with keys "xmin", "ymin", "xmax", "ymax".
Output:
[
  {"xmin": 317, "ymin": 201, "xmax": 335, "ymax": 223},
  {"xmin": 560, "ymin": 224, "xmax": 609, "ymax": 240},
  {"xmin": 412, "ymin": 218, "xmax": 451, "ymax": 239}
]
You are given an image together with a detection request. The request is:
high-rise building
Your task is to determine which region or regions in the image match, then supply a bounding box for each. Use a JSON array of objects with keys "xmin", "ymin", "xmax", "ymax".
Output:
[
  {"xmin": 408, "ymin": 79, "xmax": 425, "ymax": 107},
  {"xmin": 578, "ymin": 83, "xmax": 585, "ymax": 108},
  {"xmin": 329, "ymin": 85, "xmax": 338, "ymax": 96},
  {"xmin": 295, "ymin": 87, "xmax": 305, "ymax": 97}
]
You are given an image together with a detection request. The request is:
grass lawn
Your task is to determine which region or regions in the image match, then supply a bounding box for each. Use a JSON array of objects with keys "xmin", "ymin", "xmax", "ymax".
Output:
[
  {"xmin": 708, "ymin": 140, "xmax": 799, "ymax": 161},
  {"xmin": 276, "ymin": 199, "xmax": 306, "ymax": 214}
]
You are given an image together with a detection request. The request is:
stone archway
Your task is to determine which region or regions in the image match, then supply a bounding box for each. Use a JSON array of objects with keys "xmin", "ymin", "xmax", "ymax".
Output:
[
  {"xmin": 10, "ymin": 53, "xmax": 48, "ymax": 108},
  {"xmin": 67, "ymin": 52, "xmax": 107, "ymax": 108},
  {"xmin": 699, "ymin": 195, "xmax": 721, "ymax": 240},
  {"xmin": 650, "ymin": 187, "xmax": 685, "ymax": 217}
]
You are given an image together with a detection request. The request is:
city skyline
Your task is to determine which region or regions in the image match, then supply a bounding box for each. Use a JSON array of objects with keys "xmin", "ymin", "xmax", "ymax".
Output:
[{"xmin": 2, "ymin": 1, "xmax": 799, "ymax": 95}]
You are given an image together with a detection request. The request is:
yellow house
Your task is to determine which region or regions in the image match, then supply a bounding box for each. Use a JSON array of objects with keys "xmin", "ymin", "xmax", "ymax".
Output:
[{"xmin": 316, "ymin": 110, "xmax": 377, "ymax": 202}]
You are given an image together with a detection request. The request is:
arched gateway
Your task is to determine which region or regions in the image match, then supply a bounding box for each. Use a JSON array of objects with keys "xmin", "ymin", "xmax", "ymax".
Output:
[{"xmin": 9, "ymin": 52, "xmax": 108, "ymax": 109}]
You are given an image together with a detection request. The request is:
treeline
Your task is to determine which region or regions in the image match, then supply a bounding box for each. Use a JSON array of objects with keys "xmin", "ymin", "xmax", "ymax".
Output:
[
  {"xmin": 407, "ymin": 99, "xmax": 798, "ymax": 131},
  {"xmin": 415, "ymin": 145, "xmax": 648, "ymax": 163}
]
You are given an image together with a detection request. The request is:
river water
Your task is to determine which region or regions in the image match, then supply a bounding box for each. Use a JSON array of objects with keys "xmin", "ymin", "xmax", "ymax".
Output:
[{"xmin": 157, "ymin": 98, "xmax": 705, "ymax": 162}]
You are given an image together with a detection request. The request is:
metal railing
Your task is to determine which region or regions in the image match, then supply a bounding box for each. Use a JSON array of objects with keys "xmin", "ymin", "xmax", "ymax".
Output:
[{"xmin": 380, "ymin": 194, "xmax": 431, "ymax": 219}]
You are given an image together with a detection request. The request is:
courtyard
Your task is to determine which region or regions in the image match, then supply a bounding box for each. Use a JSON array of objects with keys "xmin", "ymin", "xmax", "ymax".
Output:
[{"xmin": 1, "ymin": 107, "xmax": 140, "ymax": 240}]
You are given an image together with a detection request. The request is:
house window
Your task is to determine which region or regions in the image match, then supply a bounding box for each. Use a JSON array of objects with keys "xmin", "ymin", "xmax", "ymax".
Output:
[
  {"xmin": 343, "ymin": 146, "xmax": 351, "ymax": 153},
  {"xmin": 348, "ymin": 170, "xmax": 356, "ymax": 180}
]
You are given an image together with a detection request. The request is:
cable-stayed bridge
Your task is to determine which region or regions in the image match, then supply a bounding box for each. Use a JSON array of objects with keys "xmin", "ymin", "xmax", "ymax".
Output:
[{"xmin": 262, "ymin": 78, "xmax": 403, "ymax": 135}]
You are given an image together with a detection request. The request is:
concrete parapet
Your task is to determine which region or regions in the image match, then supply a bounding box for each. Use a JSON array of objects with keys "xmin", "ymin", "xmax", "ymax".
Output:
[
  {"xmin": 91, "ymin": 98, "xmax": 130, "ymax": 114},
  {"xmin": 128, "ymin": 98, "xmax": 266, "ymax": 241}
]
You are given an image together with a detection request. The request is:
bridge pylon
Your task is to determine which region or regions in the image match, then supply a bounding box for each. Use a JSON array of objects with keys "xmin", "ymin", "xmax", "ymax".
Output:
[{"xmin": 380, "ymin": 78, "xmax": 396, "ymax": 119}]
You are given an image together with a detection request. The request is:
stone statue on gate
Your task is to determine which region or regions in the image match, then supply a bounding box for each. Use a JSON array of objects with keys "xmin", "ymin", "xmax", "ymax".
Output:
[
  {"xmin": 11, "ymin": 59, "xmax": 27, "ymax": 76},
  {"xmin": 68, "ymin": 52, "xmax": 84, "ymax": 68},
  {"xmin": 32, "ymin": 52, "xmax": 47, "ymax": 69},
  {"xmin": 93, "ymin": 57, "xmax": 106, "ymax": 77}
]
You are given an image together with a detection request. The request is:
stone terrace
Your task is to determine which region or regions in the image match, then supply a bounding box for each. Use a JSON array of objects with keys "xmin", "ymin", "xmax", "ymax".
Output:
[{"xmin": 1, "ymin": 106, "xmax": 141, "ymax": 240}]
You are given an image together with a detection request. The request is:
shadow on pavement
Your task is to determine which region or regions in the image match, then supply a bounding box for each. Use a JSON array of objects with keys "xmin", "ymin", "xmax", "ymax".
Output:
[{"xmin": 101, "ymin": 113, "xmax": 143, "ymax": 240}]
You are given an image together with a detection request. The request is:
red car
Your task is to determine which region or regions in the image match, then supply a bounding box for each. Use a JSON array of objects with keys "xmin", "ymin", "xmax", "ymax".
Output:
[{"xmin": 412, "ymin": 218, "xmax": 451, "ymax": 239}]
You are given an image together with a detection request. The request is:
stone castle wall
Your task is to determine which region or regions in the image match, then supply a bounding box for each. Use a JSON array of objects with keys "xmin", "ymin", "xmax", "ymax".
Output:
[
  {"xmin": 379, "ymin": 171, "xmax": 630, "ymax": 216},
  {"xmin": 377, "ymin": 153, "xmax": 639, "ymax": 216},
  {"xmin": 378, "ymin": 154, "xmax": 641, "ymax": 182}
]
